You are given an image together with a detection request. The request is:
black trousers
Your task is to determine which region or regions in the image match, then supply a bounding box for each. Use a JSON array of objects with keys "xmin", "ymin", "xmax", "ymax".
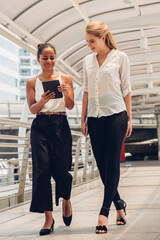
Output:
[
  {"xmin": 88, "ymin": 111, "xmax": 128, "ymax": 217},
  {"xmin": 30, "ymin": 115, "xmax": 72, "ymax": 213}
]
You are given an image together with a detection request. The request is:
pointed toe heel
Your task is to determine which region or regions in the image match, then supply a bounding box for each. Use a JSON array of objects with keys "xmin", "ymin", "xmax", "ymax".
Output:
[
  {"xmin": 63, "ymin": 200, "xmax": 72, "ymax": 226},
  {"xmin": 39, "ymin": 219, "xmax": 54, "ymax": 236},
  {"xmin": 63, "ymin": 214, "xmax": 72, "ymax": 226}
]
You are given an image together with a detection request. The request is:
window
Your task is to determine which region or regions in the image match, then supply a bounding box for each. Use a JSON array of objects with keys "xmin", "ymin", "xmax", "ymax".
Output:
[
  {"xmin": 20, "ymin": 79, "xmax": 26, "ymax": 86},
  {"xmin": 19, "ymin": 49, "xmax": 30, "ymax": 56},
  {"xmin": 20, "ymin": 96, "xmax": 26, "ymax": 100},
  {"xmin": 33, "ymin": 69, "xmax": 40, "ymax": 75},
  {"xmin": 20, "ymin": 59, "xmax": 30, "ymax": 66},
  {"xmin": 20, "ymin": 69, "xmax": 31, "ymax": 76}
]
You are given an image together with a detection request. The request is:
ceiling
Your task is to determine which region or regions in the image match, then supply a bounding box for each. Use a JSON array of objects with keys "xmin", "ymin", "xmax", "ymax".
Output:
[{"xmin": 0, "ymin": 0, "xmax": 160, "ymax": 118}]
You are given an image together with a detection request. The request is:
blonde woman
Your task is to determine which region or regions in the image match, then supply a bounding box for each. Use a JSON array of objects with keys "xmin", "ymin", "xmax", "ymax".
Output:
[{"xmin": 81, "ymin": 21, "xmax": 132, "ymax": 234}]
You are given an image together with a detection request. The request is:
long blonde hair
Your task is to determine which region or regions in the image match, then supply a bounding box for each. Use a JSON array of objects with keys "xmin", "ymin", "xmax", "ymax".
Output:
[{"xmin": 85, "ymin": 21, "xmax": 118, "ymax": 50}]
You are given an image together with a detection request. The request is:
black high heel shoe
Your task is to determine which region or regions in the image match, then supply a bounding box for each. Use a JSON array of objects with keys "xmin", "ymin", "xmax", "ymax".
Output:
[
  {"xmin": 114, "ymin": 199, "xmax": 127, "ymax": 225},
  {"xmin": 95, "ymin": 225, "xmax": 108, "ymax": 234},
  {"xmin": 39, "ymin": 219, "xmax": 54, "ymax": 236},
  {"xmin": 62, "ymin": 200, "xmax": 72, "ymax": 226}
]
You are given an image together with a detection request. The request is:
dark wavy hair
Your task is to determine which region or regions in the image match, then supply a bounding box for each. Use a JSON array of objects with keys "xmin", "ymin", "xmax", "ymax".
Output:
[{"xmin": 37, "ymin": 43, "xmax": 56, "ymax": 58}]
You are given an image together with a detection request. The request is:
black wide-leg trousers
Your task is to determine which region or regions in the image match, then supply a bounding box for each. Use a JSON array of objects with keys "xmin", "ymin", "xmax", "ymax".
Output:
[
  {"xmin": 88, "ymin": 111, "xmax": 128, "ymax": 217},
  {"xmin": 30, "ymin": 115, "xmax": 72, "ymax": 213}
]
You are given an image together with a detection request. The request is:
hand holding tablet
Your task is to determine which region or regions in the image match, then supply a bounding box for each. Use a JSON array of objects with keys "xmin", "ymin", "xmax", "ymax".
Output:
[{"xmin": 42, "ymin": 80, "xmax": 63, "ymax": 99}]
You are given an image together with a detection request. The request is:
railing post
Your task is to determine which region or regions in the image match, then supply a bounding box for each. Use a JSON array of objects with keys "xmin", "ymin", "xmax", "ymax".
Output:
[
  {"xmin": 18, "ymin": 99, "xmax": 30, "ymax": 167},
  {"xmin": 18, "ymin": 130, "xmax": 30, "ymax": 203},
  {"xmin": 82, "ymin": 138, "xmax": 90, "ymax": 182},
  {"xmin": 73, "ymin": 137, "xmax": 81, "ymax": 185},
  {"xmin": 7, "ymin": 101, "xmax": 11, "ymax": 118}
]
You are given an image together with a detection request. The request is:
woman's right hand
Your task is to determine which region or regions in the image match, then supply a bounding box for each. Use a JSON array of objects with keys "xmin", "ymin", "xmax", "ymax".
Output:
[
  {"xmin": 81, "ymin": 121, "xmax": 88, "ymax": 137},
  {"xmin": 40, "ymin": 91, "xmax": 55, "ymax": 104}
]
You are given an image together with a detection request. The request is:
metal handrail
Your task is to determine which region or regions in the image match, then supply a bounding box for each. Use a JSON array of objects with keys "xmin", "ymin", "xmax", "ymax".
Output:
[
  {"xmin": 0, "ymin": 101, "xmax": 82, "ymax": 122},
  {"xmin": 0, "ymin": 118, "xmax": 99, "ymax": 210},
  {"xmin": 0, "ymin": 101, "xmax": 158, "ymax": 126}
]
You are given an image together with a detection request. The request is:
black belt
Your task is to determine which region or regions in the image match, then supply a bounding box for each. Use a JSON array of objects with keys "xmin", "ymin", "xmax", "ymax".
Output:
[{"xmin": 37, "ymin": 112, "xmax": 66, "ymax": 116}]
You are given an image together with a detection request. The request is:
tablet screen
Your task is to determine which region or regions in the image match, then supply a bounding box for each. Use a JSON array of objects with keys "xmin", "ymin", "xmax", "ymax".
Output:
[{"xmin": 42, "ymin": 80, "xmax": 63, "ymax": 99}]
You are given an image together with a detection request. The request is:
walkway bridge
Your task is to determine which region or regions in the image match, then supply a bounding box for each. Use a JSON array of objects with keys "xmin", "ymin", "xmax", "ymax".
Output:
[
  {"xmin": 1, "ymin": 0, "xmax": 160, "ymax": 239},
  {"xmin": 0, "ymin": 118, "xmax": 160, "ymax": 240}
]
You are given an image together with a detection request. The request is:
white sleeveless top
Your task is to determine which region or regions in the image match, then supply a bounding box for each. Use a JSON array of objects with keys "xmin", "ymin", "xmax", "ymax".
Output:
[{"xmin": 35, "ymin": 73, "xmax": 66, "ymax": 113}]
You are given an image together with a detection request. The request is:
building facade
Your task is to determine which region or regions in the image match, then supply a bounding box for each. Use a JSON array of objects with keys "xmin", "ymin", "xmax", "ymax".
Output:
[
  {"xmin": 19, "ymin": 49, "xmax": 41, "ymax": 100},
  {"xmin": 0, "ymin": 35, "xmax": 20, "ymax": 100},
  {"xmin": 0, "ymin": 35, "xmax": 41, "ymax": 101}
]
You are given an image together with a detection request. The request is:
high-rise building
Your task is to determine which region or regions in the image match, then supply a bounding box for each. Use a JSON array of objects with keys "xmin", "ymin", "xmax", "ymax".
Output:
[
  {"xmin": 19, "ymin": 49, "xmax": 41, "ymax": 100},
  {"xmin": 0, "ymin": 35, "xmax": 20, "ymax": 100},
  {"xmin": 0, "ymin": 35, "xmax": 41, "ymax": 101}
]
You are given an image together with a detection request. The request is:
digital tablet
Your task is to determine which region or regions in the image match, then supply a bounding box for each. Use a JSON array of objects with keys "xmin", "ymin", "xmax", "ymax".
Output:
[{"xmin": 42, "ymin": 80, "xmax": 63, "ymax": 99}]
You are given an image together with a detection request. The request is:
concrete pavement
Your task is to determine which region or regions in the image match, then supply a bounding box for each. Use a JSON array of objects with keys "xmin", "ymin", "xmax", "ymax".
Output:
[{"xmin": 0, "ymin": 160, "xmax": 160, "ymax": 240}]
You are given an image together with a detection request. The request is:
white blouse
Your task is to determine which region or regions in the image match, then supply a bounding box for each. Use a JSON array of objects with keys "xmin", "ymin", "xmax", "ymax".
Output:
[
  {"xmin": 83, "ymin": 49, "xmax": 131, "ymax": 118},
  {"xmin": 35, "ymin": 73, "xmax": 66, "ymax": 113}
]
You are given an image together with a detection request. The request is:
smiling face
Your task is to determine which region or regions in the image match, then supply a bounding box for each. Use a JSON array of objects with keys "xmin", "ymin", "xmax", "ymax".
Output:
[
  {"xmin": 86, "ymin": 32, "xmax": 106, "ymax": 53},
  {"xmin": 37, "ymin": 47, "xmax": 56, "ymax": 70}
]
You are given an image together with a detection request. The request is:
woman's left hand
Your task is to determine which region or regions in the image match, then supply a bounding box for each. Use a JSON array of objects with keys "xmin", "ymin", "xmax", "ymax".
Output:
[
  {"xmin": 58, "ymin": 83, "xmax": 69, "ymax": 97},
  {"xmin": 125, "ymin": 120, "xmax": 132, "ymax": 138}
]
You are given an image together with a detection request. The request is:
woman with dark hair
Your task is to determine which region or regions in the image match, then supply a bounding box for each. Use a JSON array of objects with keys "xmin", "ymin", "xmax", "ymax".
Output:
[
  {"xmin": 26, "ymin": 43, "xmax": 74, "ymax": 235},
  {"xmin": 81, "ymin": 21, "xmax": 132, "ymax": 234}
]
